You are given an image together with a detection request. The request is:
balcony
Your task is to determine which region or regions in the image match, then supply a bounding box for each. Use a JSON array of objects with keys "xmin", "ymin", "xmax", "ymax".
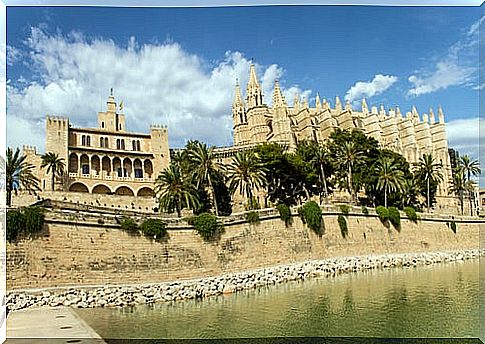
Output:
[{"xmin": 68, "ymin": 172, "xmax": 154, "ymax": 183}]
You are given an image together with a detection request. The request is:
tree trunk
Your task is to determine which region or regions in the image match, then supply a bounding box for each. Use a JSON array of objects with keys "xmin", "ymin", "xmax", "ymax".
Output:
[
  {"xmin": 6, "ymin": 189, "xmax": 11, "ymax": 207},
  {"xmin": 348, "ymin": 164, "xmax": 354, "ymax": 203},
  {"xmin": 427, "ymin": 178, "xmax": 430, "ymax": 213},
  {"xmin": 208, "ymin": 176, "xmax": 219, "ymax": 216},
  {"xmin": 384, "ymin": 183, "xmax": 388, "ymax": 208},
  {"xmin": 51, "ymin": 171, "xmax": 55, "ymax": 191},
  {"xmin": 320, "ymin": 164, "xmax": 328, "ymax": 199}
]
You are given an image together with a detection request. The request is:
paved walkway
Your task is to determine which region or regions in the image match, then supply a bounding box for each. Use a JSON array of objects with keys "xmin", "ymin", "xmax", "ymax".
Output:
[{"xmin": 6, "ymin": 307, "xmax": 106, "ymax": 344}]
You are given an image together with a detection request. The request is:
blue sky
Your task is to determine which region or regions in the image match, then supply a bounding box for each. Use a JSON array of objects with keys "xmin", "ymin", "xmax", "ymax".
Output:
[{"xmin": 4, "ymin": 5, "xmax": 482, "ymax": 160}]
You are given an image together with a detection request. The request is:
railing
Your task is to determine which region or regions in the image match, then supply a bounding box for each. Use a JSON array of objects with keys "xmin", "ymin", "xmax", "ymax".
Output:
[{"xmin": 68, "ymin": 172, "xmax": 154, "ymax": 183}]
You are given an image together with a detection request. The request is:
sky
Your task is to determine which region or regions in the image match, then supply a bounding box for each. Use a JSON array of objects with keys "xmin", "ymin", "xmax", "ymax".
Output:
[{"xmin": 3, "ymin": 5, "xmax": 483, "ymax": 163}]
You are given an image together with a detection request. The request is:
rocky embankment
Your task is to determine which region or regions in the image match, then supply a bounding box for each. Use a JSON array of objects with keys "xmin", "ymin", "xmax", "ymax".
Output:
[{"xmin": 7, "ymin": 249, "xmax": 483, "ymax": 312}]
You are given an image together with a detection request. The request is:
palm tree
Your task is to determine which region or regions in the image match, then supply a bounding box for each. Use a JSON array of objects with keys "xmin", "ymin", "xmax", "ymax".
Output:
[
  {"xmin": 6, "ymin": 147, "xmax": 40, "ymax": 206},
  {"xmin": 449, "ymin": 167, "xmax": 466, "ymax": 215},
  {"xmin": 188, "ymin": 142, "xmax": 223, "ymax": 216},
  {"xmin": 401, "ymin": 177, "xmax": 420, "ymax": 208},
  {"xmin": 459, "ymin": 155, "xmax": 481, "ymax": 216},
  {"xmin": 336, "ymin": 141, "xmax": 364, "ymax": 203},
  {"xmin": 155, "ymin": 165, "xmax": 199, "ymax": 217},
  {"xmin": 375, "ymin": 157, "xmax": 405, "ymax": 208},
  {"xmin": 312, "ymin": 145, "xmax": 330, "ymax": 203},
  {"xmin": 226, "ymin": 151, "xmax": 267, "ymax": 209},
  {"xmin": 41, "ymin": 152, "xmax": 65, "ymax": 191},
  {"xmin": 414, "ymin": 153, "xmax": 443, "ymax": 213}
]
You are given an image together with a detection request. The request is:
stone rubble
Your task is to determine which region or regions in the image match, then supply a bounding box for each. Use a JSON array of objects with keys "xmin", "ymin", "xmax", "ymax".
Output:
[{"xmin": 7, "ymin": 249, "xmax": 483, "ymax": 312}]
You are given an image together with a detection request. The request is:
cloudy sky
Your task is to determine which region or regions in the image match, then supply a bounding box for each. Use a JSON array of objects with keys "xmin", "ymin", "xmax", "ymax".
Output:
[{"xmin": 4, "ymin": 5, "xmax": 482, "ymax": 162}]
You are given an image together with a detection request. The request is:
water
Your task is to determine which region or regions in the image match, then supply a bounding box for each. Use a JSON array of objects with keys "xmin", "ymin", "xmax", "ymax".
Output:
[{"xmin": 76, "ymin": 259, "xmax": 482, "ymax": 339}]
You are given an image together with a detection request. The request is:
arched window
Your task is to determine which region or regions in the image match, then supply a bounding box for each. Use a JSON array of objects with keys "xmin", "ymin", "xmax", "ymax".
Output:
[
  {"xmin": 86, "ymin": 136, "xmax": 91, "ymax": 146},
  {"xmin": 101, "ymin": 121, "xmax": 105, "ymax": 128},
  {"xmin": 121, "ymin": 139, "xmax": 125, "ymax": 150},
  {"xmin": 116, "ymin": 139, "xmax": 120, "ymax": 150},
  {"xmin": 104, "ymin": 138, "xmax": 109, "ymax": 148},
  {"xmin": 132, "ymin": 140, "xmax": 136, "ymax": 151},
  {"xmin": 137, "ymin": 140, "xmax": 141, "ymax": 151},
  {"xmin": 81, "ymin": 135, "xmax": 86, "ymax": 146},
  {"xmin": 100, "ymin": 137, "xmax": 104, "ymax": 147}
]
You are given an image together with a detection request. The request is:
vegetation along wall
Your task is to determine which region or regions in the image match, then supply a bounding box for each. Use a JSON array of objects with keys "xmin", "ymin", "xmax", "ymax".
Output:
[{"xmin": 6, "ymin": 208, "xmax": 480, "ymax": 290}]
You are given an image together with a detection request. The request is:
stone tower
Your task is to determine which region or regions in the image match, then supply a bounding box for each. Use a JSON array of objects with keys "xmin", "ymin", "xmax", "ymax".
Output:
[
  {"xmin": 232, "ymin": 80, "xmax": 249, "ymax": 146},
  {"xmin": 245, "ymin": 64, "xmax": 270, "ymax": 144},
  {"xmin": 97, "ymin": 89, "xmax": 126, "ymax": 132}
]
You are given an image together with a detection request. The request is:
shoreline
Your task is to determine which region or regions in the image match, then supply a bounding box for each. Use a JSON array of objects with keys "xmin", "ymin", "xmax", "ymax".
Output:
[{"xmin": 7, "ymin": 248, "xmax": 483, "ymax": 313}]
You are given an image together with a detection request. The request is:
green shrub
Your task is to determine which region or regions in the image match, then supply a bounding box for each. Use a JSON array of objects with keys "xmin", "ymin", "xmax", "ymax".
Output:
[
  {"xmin": 376, "ymin": 206, "xmax": 389, "ymax": 224},
  {"xmin": 300, "ymin": 201, "xmax": 323, "ymax": 235},
  {"xmin": 450, "ymin": 221, "xmax": 457, "ymax": 234},
  {"xmin": 192, "ymin": 212, "xmax": 224, "ymax": 241},
  {"xmin": 388, "ymin": 207, "xmax": 401, "ymax": 231},
  {"xmin": 361, "ymin": 206, "xmax": 369, "ymax": 215},
  {"xmin": 276, "ymin": 203, "xmax": 292, "ymax": 226},
  {"xmin": 404, "ymin": 206, "xmax": 418, "ymax": 223},
  {"xmin": 119, "ymin": 217, "xmax": 139, "ymax": 234},
  {"xmin": 140, "ymin": 219, "xmax": 167, "ymax": 240},
  {"xmin": 338, "ymin": 214, "xmax": 348, "ymax": 238},
  {"xmin": 7, "ymin": 207, "xmax": 45, "ymax": 242},
  {"xmin": 339, "ymin": 204, "xmax": 350, "ymax": 215},
  {"xmin": 245, "ymin": 211, "xmax": 260, "ymax": 224}
]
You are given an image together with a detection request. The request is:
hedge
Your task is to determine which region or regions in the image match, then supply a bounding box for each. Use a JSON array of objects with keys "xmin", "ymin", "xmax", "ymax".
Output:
[
  {"xmin": 299, "ymin": 201, "xmax": 323, "ymax": 235},
  {"xmin": 404, "ymin": 206, "xmax": 418, "ymax": 223},
  {"xmin": 388, "ymin": 207, "xmax": 401, "ymax": 231},
  {"xmin": 191, "ymin": 212, "xmax": 224, "ymax": 241},
  {"xmin": 140, "ymin": 219, "xmax": 167, "ymax": 240},
  {"xmin": 376, "ymin": 206, "xmax": 389, "ymax": 224},
  {"xmin": 276, "ymin": 203, "xmax": 292, "ymax": 226},
  {"xmin": 7, "ymin": 206, "xmax": 45, "ymax": 242},
  {"xmin": 245, "ymin": 211, "xmax": 260, "ymax": 224},
  {"xmin": 338, "ymin": 214, "xmax": 348, "ymax": 238}
]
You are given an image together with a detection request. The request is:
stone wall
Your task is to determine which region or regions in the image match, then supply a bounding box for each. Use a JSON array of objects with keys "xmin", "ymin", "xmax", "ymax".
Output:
[{"xmin": 6, "ymin": 209, "xmax": 480, "ymax": 290}]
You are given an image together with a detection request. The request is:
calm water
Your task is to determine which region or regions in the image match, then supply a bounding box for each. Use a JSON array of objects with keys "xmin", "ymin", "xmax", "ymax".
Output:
[{"xmin": 76, "ymin": 259, "xmax": 482, "ymax": 339}]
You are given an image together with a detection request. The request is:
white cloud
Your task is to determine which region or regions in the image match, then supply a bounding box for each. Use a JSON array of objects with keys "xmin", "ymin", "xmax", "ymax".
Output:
[
  {"xmin": 344, "ymin": 74, "xmax": 398, "ymax": 104},
  {"xmin": 7, "ymin": 28, "xmax": 310, "ymax": 151},
  {"xmin": 408, "ymin": 16, "xmax": 481, "ymax": 97},
  {"xmin": 446, "ymin": 117, "xmax": 482, "ymax": 161}
]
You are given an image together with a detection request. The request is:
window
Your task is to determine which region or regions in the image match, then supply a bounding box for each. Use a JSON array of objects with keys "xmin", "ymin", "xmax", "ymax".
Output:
[
  {"xmin": 81, "ymin": 135, "xmax": 86, "ymax": 146},
  {"xmin": 121, "ymin": 139, "xmax": 125, "ymax": 150},
  {"xmin": 132, "ymin": 140, "xmax": 136, "ymax": 151},
  {"xmin": 100, "ymin": 137, "xmax": 104, "ymax": 147},
  {"xmin": 86, "ymin": 136, "xmax": 91, "ymax": 146},
  {"xmin": 137, "ymin": 140, "xmax": 141, "ymax": 151},
  {"xmin": 117, "ymin": 168, "xmax": 122, "ymax": 177},
  {"xmin": 116, "ymin": 139, "xmax": 120, "ymax": 150},
  {"xmin": 82, "ymin": 164, "xmax": 89, "ymax": 175},
  {"xmin": 102, "ymin": 121, "xmax": 105, "ymax": 128},
  {"xmin": 135, "ymin": 169, "xmax": 143, "ymax": 178}
]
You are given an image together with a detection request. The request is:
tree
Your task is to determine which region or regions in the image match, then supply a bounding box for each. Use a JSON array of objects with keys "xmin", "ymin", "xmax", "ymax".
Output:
[
  {"xmin": 375, "ymin": 157, "xmax": 405, "ymax": 208},
  {"xmin": 414, "ymin": 153, "xmax": 443, "ymax": 212},
  {"xmin": 6, "ymin": 147, "xmax": 40, "ymax": 206},
  {"xmin": 155, "ymin": 165, "xmax": 199, "ymax": 217},
  {"xmin": 449, "ymin": 167, "xmax": 466, "ymax": 215},
  {"xmin": 188, "ymin": 142, "xmax": 223, "ymax": 216},
  {"xmin": 226, "ymin": 151, "xmax": 267, "ymax": 209},
  {"xmin": 40, "ymin": 152, "xmax": 65, "ymax": 191},
  {"xmin": 401, "ymin": 176, "xmax": 420, "ymax": 209},
  {"xmin": 335, "ymin": 141, "xmax": 364, "ymax": 203},
  {"xmin": 459, "ymin": 155, "xmax": 481, "ymax": 216}
]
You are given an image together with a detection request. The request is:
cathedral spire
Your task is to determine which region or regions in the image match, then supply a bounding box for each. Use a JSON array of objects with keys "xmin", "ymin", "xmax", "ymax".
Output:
[
  {"xmin": 272, "ymin": 80, "xmax": 286, "ymax": 108},
  {"xmin": 438, "ymin": 105, "xmax": 445, "ymax": 123},
  {"xmin": 315, "ymin": 93, "xmax": 321, "ymax": 110},
  {"xmin": 335, "ymin": 96, "xmax": 342, "ymax": 112},
  {"xmin": 246, "ymin": 64, "xmax": 263, "ymax": 108},
  {"xmin": 233, "ymin": 80, "xmax": 244, "ymax": 109},
  {"xmin": 429, "ymin": 108, "xmax": 435, "ymax": 124},
  {"xmin": 361, "ymin": 98, "xmax": 368, "ymax": 114},
  {"xmin": 345, "ymin": 99, "xmax": 352, "ymax": 111}
]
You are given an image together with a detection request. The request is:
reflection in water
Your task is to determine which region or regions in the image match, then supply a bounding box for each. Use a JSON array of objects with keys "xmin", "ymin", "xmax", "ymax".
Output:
[{"xmin": 76, "ymin": 259, "xmax": 481, "ymax": 339}]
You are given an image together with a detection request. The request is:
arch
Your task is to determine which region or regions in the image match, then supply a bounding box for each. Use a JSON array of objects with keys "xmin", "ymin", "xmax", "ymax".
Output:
[
  {"xmin": 69, "ymin": 182, "xmax": 89, "ymax": 193},
  {"xmin": 80, "ymin": 154, "xmax": 89, "ymax": 175},
  {"xmin": 92, "ymin": 184, "xmax": 111, "ymax": 195},
  {"xmin": 123, "ymin": 157, "xmax": 133, "ymax": 178},
  {"xmin": 144, "ymin": 159, "xmax": 153, "ymax": 178},
  {"xmin": 133, "ymin": 159, "xmax": 143, "ymax": 178},
  {"xmin": 115, "ymin": 185, "xmax": 135, "ymax": 196},
  {"xmin": 102, "ymin": 156, "xmax": 111, "ymax": 176},
  {"xmin": 113, "ymin": 157, "xmax": 122, "ymax": 177},
  {"xmin": 137, "ymin": 187, "xmax": 155, "ymax": 197},
  {"xmin": 91, "ymin": 155, "xmax": 100, "ymax": 176},
  {"xmin": 68, "ymin": 153, "xmax": 78, "ymax": 173}
]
